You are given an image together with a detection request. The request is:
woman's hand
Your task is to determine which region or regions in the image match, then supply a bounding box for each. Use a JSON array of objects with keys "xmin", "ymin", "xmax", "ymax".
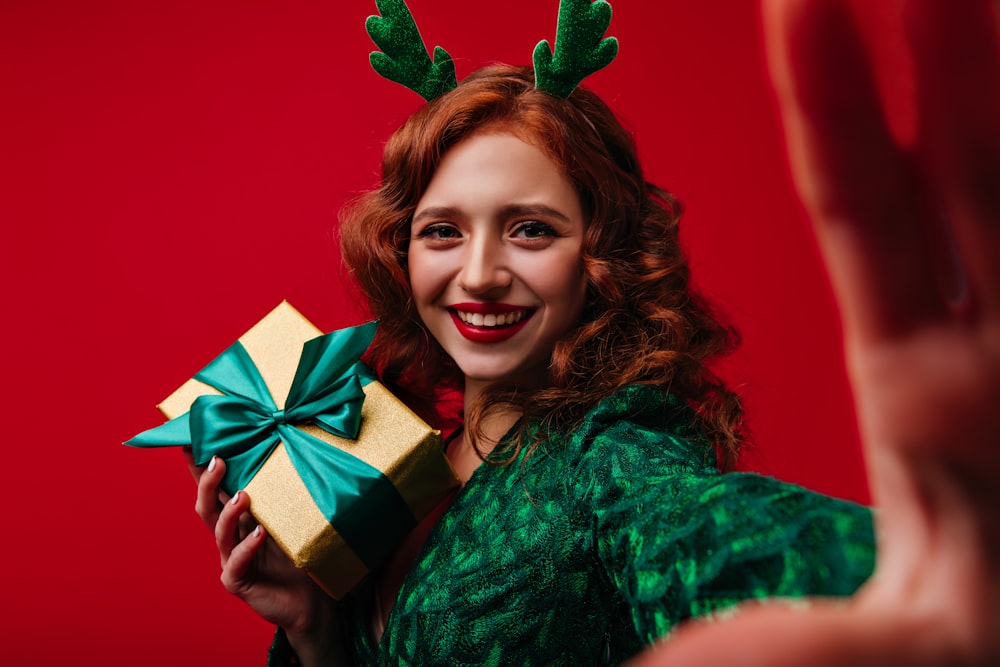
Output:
[
  {"xmin": 186, "ymin": 450, "xmax": 346, "ymax": 666},
  {"xmin": 631, "ymin": 0, "xmax": 1000, "ymax": 665}
]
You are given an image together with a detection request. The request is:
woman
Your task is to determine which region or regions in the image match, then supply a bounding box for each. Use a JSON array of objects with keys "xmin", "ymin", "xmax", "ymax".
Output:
[{"xmin": 192, "ymin": 1, "xmax": 1000, "ymax": 665}]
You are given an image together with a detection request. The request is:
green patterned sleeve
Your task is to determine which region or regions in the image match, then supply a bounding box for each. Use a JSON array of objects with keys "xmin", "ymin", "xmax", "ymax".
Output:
[
  {"xmin": 572, "ymin": 387, "xmax": 876, "ymax": 644},
  {"xmin": 266, "ymin": 627, "xmax": 300, "ymax": 666}
]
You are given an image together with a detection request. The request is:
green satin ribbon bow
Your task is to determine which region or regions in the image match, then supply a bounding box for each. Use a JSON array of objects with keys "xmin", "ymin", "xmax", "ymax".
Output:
[{"xmin": 126, "ymin": 321, "xmax": 416, "ymax": 570}]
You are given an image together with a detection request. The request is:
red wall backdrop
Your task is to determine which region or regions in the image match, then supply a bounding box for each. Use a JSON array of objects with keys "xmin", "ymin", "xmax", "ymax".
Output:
[{"xmin": 2, "ymin": 1, "xmax": 873, "ymax": 664}]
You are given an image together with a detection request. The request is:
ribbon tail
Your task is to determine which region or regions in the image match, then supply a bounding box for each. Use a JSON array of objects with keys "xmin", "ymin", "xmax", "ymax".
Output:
[
  {"xmin": 280, "ymin": 425, "xmax": 415, "ymax": 571},
  {"xmin": 124, "ymin": 413, "xmax": 193, "ymax": 448}
]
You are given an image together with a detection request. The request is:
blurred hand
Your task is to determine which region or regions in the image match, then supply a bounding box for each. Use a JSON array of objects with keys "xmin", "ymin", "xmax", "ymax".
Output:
[{"xmin": 631, "ymin": 0, "xmax": 1000, "ymax": 665}]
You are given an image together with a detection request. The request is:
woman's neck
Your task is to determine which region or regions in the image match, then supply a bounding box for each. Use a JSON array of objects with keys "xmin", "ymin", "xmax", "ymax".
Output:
[{"xmin": 460, "ymin": 377, "xmax": 521, "ymax": 463}]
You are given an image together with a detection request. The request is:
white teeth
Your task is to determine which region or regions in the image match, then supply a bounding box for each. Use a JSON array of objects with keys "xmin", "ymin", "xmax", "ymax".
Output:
[{"xmin": 456, "ymin": 309, "xmax": 527, "ymax": 328}]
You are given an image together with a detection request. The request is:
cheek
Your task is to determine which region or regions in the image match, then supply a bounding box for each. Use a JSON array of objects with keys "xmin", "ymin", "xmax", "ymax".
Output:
[
  {"xmin": 407, "ymin": 249, "xmax": 453, "ymax": 312},
  {"xmin": 532, "ymin": 253, "xmax": 587, "ymax": 313}
]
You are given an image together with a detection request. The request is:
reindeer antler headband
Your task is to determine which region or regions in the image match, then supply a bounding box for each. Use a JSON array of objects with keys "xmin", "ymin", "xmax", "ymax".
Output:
[{"xmin": 366, "ymin": 0, "xmax": 619, "ymax": 101}]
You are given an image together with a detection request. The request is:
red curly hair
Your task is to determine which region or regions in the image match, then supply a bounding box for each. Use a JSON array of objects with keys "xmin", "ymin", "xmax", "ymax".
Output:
[{"xmin": 340, "ymin": 65, "xmax": 744, "ymax": 470}]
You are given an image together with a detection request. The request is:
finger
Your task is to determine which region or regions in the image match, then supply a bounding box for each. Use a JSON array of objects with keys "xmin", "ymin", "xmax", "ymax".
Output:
[
  {"xmin": 237, "ymin": 512, "xmax": 257, "ymax": 540},
  {"xmin": 182, "ymin": 446, "xmax": 203, "ymax": 484},
  {"xmin": 629, "ymin": 601, "xmax": 940, "ymax": 667},
  {"xmin": 220, "ymin": 523, "xmax": 268, "ymax": 597},
  {"xmin": 195, "ymin": 456, "xmax": 226, "ymax": 530},
  {"xmin": 215, "ymin": 489, "xmax": 251, "ymax": 563},
  {"xmin": 761, "ymin": 0, "xmax": 950, "ymax": 343},
  {"xmin": 908, "ymin": 0, "xmax": 1000, "ymax": 315}
]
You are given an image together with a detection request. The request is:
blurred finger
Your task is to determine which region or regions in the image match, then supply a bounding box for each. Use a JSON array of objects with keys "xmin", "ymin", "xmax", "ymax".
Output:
[
  {"xmin": 761, "ymin": 0, "xmax": 950, "ymax": 342},
  {"xmin": 629, "ymin": 600, "xmax": 939, "ymax": 667},
  {"xmin": 908, "ymin": 0, "xmax": 1000, "ymax": 314}
]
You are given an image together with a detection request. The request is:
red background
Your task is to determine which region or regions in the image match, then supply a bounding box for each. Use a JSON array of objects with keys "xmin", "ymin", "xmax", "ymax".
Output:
[{"xmin": 2, "ymin": 1, "xmax": 877, "ymax": 664}]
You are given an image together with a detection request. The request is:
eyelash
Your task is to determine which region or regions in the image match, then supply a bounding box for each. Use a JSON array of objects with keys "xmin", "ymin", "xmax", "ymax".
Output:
[
  {"xmin": 415, "ymin": 221, "xmax": 561, "ymax": 242},
  {"xmin": 512, "ymin": 221, "xmax": 559, "ymax": 239},
  {"xmin": 417, "ymin": 224, "xmax": 461, "ymax": 239}
]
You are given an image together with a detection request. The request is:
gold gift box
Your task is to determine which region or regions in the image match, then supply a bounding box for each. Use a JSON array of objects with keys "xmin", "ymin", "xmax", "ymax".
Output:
[{"xmin": 157, "ymin": 301, "xmax": 459, "ymax": 599}]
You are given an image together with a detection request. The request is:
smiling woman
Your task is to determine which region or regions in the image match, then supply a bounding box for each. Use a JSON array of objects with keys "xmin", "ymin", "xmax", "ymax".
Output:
[
  {"xmin": 183, "ymin": 1, "xmax": 1000, "ymax": 665},
  {"xmin": 408, "ymin": 132, "xmax": 588, "ymax": 393},
  {"xmin": 194, "ymin": 62, "xmax": 875, "ymax": 665}
]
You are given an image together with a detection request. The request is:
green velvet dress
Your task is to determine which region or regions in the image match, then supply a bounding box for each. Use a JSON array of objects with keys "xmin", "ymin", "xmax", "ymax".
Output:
[{"xmin": 269, "ymin": 384, "xmax": 875, "ymax": 665}]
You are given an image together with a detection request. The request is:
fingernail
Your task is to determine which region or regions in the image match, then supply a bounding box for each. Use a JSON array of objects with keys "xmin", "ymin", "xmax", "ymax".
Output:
[
  {"xmin": 252, "ymin": 525, "xmax": 261, "ymax": 538},
  {"xmin": 230, "ymin": 490, "xmax": 241, "ymax": 505},
  {"xmin": 207, "ymin": 456, "xmax": 217, "ymax": 473}
]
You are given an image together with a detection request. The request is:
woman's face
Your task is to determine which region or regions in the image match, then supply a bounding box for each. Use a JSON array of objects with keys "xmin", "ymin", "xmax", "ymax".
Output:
[{"xmin": 408, "ymin": 132, "xmax": 587, "ymax": 388}]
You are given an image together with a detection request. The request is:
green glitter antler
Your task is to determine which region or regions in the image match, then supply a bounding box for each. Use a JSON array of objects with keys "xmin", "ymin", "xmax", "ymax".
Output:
[
  {"xmin": 533, "ymin": 0, "xmax": 619, "ymax": 98},
  {"xmin": 366, "ymin": 0, "xmax": 458, "ymax": 101}
]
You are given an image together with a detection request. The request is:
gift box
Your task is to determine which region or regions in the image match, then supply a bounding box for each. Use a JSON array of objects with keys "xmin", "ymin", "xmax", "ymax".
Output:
[{"xmin": 126, "ymin": 301, "xmax": 459, "ymax": 599}]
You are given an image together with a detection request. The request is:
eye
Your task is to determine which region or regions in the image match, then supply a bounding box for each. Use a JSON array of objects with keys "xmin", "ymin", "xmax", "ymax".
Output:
[
  {"xmin": 416, "ymin": 223, "xmax": 462, "ymax": 241},
  {"xmin": 512, "ymin": 221, "xmax": 559, "ymax": 240}
]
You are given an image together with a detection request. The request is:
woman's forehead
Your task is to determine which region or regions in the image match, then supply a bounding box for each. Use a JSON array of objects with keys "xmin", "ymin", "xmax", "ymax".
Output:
[{"xmin": 415, "ymin": 133, "xmax": 581, "ymax": 218}]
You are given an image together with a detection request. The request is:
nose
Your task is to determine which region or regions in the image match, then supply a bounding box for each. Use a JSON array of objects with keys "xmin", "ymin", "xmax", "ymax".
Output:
[{"xmin": 457, "ymin": 235, "xmax": 512, "ymax": 296}]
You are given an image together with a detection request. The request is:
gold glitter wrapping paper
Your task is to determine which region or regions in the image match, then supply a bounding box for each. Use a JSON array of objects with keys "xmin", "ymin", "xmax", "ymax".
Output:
[{"xmin": 156, "ymin": 301, "xmax": 459, "ymax": 599}]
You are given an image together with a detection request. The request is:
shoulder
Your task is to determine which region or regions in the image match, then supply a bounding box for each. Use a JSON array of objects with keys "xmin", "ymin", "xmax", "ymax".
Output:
[
  {"xmin": 525, "ymin": 384, "xmax": 721, "ymax": 518},
  {"xmin": 555, "ymin": 384, "xmax": 718, "ymax": 475},
  {"xmin": 550, "ymin": 384, "xmax": 873, "ymax": 538}
]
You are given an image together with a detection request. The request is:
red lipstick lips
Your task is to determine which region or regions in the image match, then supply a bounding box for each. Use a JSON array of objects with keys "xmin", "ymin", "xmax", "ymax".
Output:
[{"xmin": 448, "ymin": 302, "xmax": 534, "ymax": 343}]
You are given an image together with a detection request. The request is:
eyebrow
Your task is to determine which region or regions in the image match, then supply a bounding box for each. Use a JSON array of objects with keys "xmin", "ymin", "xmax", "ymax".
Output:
[{"xmin": 412, "ymin": 203, "xmax": 573, "ymax": 225}]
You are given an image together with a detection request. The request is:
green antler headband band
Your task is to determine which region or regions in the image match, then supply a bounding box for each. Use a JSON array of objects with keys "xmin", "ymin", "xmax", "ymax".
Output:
[{"xmin": 366, "ymin": 0, "xmax": 619, "ymax": 101}]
